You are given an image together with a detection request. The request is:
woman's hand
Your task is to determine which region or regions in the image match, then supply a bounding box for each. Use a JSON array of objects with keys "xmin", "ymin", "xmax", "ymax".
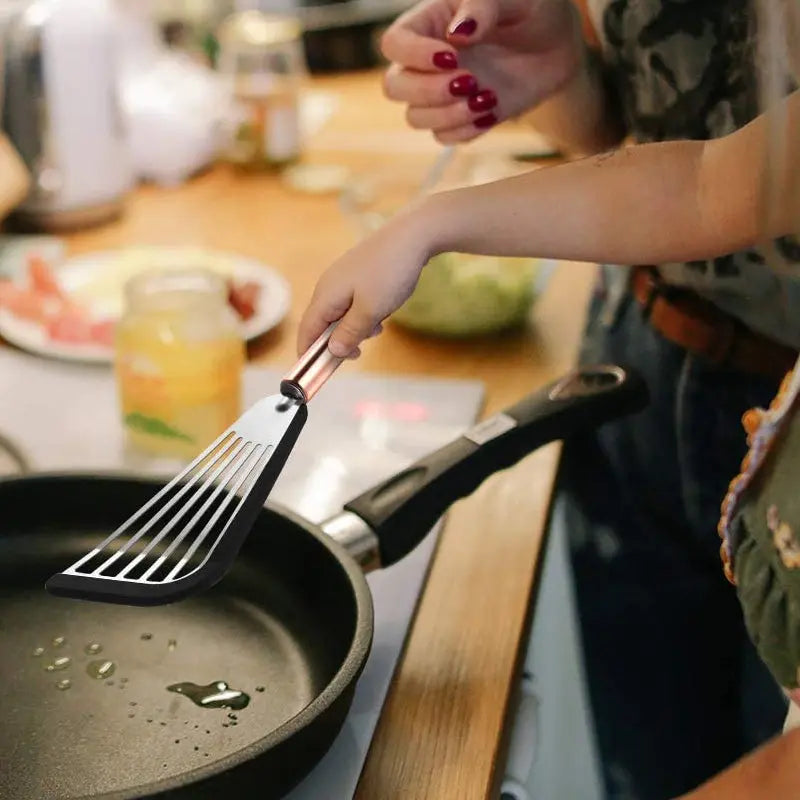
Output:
[
  {"xmin": 297, "ymin": 203, "xmax": 440, "ymax": 357},
  {"xmin": 381, "ymin": 0, "xmax": 586, "ymax": 143}
]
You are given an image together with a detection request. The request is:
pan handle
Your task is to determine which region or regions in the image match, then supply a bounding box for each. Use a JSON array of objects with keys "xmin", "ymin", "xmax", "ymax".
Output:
[{"xmin": 342, "ymin": 365, "xmax": 648, "ymax": 567}]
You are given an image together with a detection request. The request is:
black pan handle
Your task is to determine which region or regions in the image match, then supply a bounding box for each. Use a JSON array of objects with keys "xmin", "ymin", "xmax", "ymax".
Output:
[{"xmin": 343, "ymin": 365, "xmax": 648, "ymax": 567}]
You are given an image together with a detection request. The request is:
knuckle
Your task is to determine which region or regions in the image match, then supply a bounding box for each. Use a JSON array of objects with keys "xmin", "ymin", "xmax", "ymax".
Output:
[
  {"xmin": 405, "ymin": 106, "xmax": 425, "ymax": 129},
  {"xmin": 379, "ymin": 27, "xmax": 397, "ymax": 59}
]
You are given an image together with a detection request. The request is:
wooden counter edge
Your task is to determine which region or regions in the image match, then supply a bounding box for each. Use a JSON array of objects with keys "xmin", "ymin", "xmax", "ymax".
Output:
[{"xmin": 355, "ymin": 264, "xmax": 595, "ymax": 800}]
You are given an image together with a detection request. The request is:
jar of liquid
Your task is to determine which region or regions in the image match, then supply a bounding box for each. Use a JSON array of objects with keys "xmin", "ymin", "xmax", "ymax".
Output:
[
  {"xmin": 218, "ymin": 10, "xmax": 306, "ymax": 170},
  {"xmin": 115, "ymin": 269, "xmax": 245, "ymax": 463}
]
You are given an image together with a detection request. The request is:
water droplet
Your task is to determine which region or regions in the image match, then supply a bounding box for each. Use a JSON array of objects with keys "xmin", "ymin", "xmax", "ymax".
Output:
[
  {"xmin": 84, "ymin": 642, "xmax": 102, "ymax": 655},
  {"xmin": 222, "ymin": 723, "xmax": 229, "ymax": 728},
  {"xmin": 160, "ymin": 722, "xmax": 167, "ymax": 727},
  {"xmin": 203, "ymin": 753, "xmax": 208, "ymax": 758},
  {"xmin": 120, "ymin": 677, "xmax": 129, "ymax": 684},
  {"xmin": 45, "ymin": 656, "xmax": 71, "ymax": 672},
  {"xmin": 128, "ymin": 713, "xmax": 135, "ymax": 719},
  {"xmin": 52, "ymin": 636, "xmax": 66, "ymax": 648},
  {"xmin": 227, "ymin": 713, "xmax": 237, "ymax": 720},
  {"xmin": 255, "ymin": 686, "xmax": 265, "ymax": 693},
  {"xmin": 129, "ymin": 701, "xmax": 137, "ymax": 707},
  {"xmin": 194, "ymin": 746, "xmax": 199, "ymax": 751},
  {"xmin": 32, "ymin": 647, "xmax": 45, "ymax": 658},
  {"xmin": 205, "ymin": 730, "xmax": 210, "ymax": 735},
  {"xmin": 147, "ymin": 719, "xmax": 153, "ymax": 724},
  {"xmin": 167, "ymin": 639, "xmax": 177, "ymax": 652},
  {"xmin": 166, "ymin": 681, "xmax": 250, "ymax": 710},
  {"xmin": 87, "ymin": 660, "xmax": 116, "ymax": 680},
  {"xmin": 174, "ymin": 739, "xmax": 180, "ymax": 744},
  {"xmin": 56, "ymin": 679, "xmax": 71, "ymax": 691},
  {"xmin": 140, "ymin": 633, "xmax": 153, "ymax": 641}
]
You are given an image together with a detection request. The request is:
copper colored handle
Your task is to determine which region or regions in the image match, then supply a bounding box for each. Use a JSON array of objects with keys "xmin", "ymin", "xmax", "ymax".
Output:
[{"xmin": 280, "ymin": 323, "xmax": 344, "ymax": 403}]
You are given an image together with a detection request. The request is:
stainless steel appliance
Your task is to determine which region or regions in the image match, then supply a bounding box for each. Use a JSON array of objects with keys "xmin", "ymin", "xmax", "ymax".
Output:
[{"xmin": 1, "ymin": 0, "xmax": 133, "ymax": 231}]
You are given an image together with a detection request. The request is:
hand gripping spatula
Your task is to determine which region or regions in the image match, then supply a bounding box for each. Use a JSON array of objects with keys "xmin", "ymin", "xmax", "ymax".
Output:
[{"xmin": 45, "ymin": 325, "xmax": 343, "ymax": 606}]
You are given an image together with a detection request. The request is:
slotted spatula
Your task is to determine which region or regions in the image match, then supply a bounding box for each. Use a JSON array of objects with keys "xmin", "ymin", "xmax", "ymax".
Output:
[{"xmin": 45, "ymin": 324, "xmax": 344, "ymax": 606}]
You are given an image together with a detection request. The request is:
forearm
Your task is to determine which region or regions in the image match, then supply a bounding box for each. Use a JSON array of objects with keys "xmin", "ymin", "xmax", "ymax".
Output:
[
  {"xmin": 423, "ymin": 135, "xmax": 760, "ymax": 267},
  {"xmin": 677, "ymin": 729, "xmax": 800, "ymax": 800}
]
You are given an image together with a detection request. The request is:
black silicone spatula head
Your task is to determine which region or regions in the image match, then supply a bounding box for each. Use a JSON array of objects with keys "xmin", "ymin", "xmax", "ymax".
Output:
[{"xmin": 46, "ymin": 326, "xmax": 343, "ymax": 606}]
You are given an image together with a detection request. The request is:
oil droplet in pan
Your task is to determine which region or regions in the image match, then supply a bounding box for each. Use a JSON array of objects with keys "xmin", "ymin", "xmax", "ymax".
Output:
[
  {"xmin": 84, "ymin": 642, "xmax": 103, "ymax": 655},
  {"xmin": 166, "ymin": 681, "xmax": 250, "ymax": 710},
  {"xmin": 52, "ymin": 637, "xmax": 66, "ymax": 648},
  {"xmin": 32, "ymin": 647, "xmax": 45, "ymax": 658},
  {"xmin": 56, "ymin": 679, "xmax": 71, "ymax": 691},
  {"xmin": 87, "ymin": 660, "xmax": 116, "ymax": 680},
  {"xmin": 140, "ymin": 633, "xmax": 153, "ymax": 641},
  {"xmin": 167, "ymin": 639, "xmax": 177, "ymax": 652},
  {"xmin": 45, "ymin": 657, "xmax": 71, "ymax": 672}
]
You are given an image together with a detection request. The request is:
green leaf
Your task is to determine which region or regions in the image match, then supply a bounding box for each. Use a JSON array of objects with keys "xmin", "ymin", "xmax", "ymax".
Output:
[{"xmin": 124, "ymin": 413, "xmax": 194, "ymax": 443}]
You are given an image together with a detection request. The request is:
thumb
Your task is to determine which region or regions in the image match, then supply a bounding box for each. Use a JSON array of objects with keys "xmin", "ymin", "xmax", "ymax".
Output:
[
  {"xmin": 328, "ymin": 304, "xmax": 378, "ymax": 358},
  {"xmin": 447, "ymin": 0, "xmax": 498, "ymax": 43}
]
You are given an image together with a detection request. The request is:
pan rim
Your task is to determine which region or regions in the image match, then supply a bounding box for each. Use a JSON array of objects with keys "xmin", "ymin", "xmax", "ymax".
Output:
[{"xmin": 0, "ymin": 471, "xmax": 375, "ymax": 800}]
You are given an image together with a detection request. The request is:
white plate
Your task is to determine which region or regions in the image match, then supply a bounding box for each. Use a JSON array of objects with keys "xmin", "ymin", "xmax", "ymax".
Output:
[{"xmin": 0, "ymin": 247, "xmax": 291, "ymax": 364}]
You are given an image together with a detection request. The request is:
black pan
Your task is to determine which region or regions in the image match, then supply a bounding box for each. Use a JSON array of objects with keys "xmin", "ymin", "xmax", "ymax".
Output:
[{"xmin": 0, "ymin": 365, "xmax": 647, "ymax": 800}]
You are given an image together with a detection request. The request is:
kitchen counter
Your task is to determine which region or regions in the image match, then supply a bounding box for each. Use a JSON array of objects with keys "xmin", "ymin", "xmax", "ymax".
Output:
[{"xmin": 61, "ymin": 71, "xmax": 596, "ymax": 799}]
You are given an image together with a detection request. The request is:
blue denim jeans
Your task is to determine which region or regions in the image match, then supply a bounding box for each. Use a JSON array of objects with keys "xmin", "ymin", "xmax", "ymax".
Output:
[{"xmin": 560, "ymin": 280, "xmax": 788, "ymax": 800}]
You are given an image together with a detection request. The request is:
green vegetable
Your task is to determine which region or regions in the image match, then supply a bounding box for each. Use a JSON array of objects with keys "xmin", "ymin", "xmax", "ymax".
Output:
[
  {"xmin": 124, "ymin": 413, "xmax": 194, "ymax": 443},
  {"xmin": 392, "ymin": 252, "xmax": 538, "ymax": 337}
]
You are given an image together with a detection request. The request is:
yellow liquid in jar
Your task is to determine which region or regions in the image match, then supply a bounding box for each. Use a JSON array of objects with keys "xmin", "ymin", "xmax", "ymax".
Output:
[{"xmin": 115, "ymin": 304, "xmax": 244, "ymax": 461}]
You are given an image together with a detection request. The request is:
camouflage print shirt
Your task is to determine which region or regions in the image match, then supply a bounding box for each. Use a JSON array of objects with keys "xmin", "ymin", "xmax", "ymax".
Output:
[{"xmin": 586, "ymin": 0, "xmax": 800, "ymax": 349}]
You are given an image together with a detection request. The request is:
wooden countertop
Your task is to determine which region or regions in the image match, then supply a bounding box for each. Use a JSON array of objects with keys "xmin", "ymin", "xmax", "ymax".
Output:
[{"xmin": 63, "ymin": 71, "xmax": 596, "ymax": 798}]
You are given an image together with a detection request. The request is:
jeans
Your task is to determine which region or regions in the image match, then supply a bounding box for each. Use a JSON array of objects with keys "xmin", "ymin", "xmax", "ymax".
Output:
[{"xmin": 560, "ymin": 281, "xmax": 788, "ymax": 800}]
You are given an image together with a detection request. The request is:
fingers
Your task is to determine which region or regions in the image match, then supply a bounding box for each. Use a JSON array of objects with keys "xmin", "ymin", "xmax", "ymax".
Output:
[
  {"xmin": 297, "ymin": 281, "xmax": 352, "ymax": 355},
  {"xmin": 405, "ymin": 89, "xmax": 498, "ymax": 131},
  {"xmin": 446, "ymin": 0, "xmax": 498, "ymax": 44},
  {"xmin": 328, "ymin": 303, "xmax": 381, "ymax": 358},
  {"xmin": 433, "ymin": 117, "xmax": 496, "ymax": 144},
  {"xmin": 381, "ymin": 23, "xmax": 459, "ymax": 73},
  {"xmin": 384, "ymin": 63, "xmax": 471, "ymax": 107}
]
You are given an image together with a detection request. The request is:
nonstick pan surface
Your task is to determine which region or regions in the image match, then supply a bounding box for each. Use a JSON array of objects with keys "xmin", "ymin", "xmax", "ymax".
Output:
[{"xmin": 0, "ymin": 475, "xmax": 372, "ymax": 800}]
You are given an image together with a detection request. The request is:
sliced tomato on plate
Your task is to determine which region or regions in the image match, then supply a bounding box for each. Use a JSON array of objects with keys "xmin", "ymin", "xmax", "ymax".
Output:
[
  {"xmin": 228, "ymin": 280, "xmax": 261, "ymax": 321},
  {"xmin": 27, "ymin": 253, "xmax": 67, "ymax": 301},
  {"xmin": 89, "ymin": 319, "xmax": 116, "ymax": 348},
  {"xmin": 0, "ymin": 280, "xmax": 52, "ymax": 323},
  {"xmin": 46, "ymin": 309, "xmax": 95, "ymax": 344}
]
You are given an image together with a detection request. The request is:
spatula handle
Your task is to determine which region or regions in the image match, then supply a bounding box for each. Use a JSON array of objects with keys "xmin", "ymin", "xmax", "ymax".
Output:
[{"xmin": 281, "ymin": 323, "xmax": 344, "ymax": 404}]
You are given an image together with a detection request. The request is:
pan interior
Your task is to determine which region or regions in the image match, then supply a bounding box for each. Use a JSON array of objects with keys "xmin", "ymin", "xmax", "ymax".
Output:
[{"xmin": 0, "ymin": 477, "xmax": 360, "ymax": 800}]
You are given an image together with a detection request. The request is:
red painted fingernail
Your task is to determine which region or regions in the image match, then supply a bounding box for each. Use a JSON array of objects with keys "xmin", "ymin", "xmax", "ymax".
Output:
[
  {"xmin": 433, "ymin": 51, "xmax": 458, "ymax": 70},
  {"xmin": 450, "ymin": 17, "xmax": 477, "ymax": 37},
  {"xmin": 474, "ymin": 113, "xmax": 497, "ymax": 129},
  {"xmin": 468, "ymin": 89, "xmax": 497, "ymax": 112},
  {"xmin": 449, "ymin": 74, "xmax": 478, "ymax": 97}
]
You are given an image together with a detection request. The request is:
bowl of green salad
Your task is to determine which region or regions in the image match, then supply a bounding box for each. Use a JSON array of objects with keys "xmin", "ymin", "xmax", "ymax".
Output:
[{"xmin": 339, "ymin": 160, "xmax": 544, "ymax": 338}]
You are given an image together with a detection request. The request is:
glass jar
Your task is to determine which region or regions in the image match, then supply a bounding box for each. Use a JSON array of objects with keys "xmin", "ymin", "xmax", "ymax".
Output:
[
  {"xmin": 114, "ymin": 269, "xmax": 245, "ymax": 463},
  {"xmin": 218, "ymin": 10, "xmax": 306, "ymax": 170}
]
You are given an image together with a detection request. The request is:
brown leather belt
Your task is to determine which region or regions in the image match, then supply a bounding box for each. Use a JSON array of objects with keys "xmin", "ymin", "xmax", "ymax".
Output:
[{"xmin": 630, "ymin": 266, "xmax": 798, "ymax": 382}]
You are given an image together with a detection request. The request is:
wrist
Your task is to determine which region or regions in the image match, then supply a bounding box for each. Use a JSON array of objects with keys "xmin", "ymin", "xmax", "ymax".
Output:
[{"xmin": 404, "ymin": 191, "xmax": 467, "ymax": 262}]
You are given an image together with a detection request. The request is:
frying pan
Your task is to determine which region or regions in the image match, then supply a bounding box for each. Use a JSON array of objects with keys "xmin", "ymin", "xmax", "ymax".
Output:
[{"xmin": 0, "ymin": 365, "xmax": 647, "ymax": 800}]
